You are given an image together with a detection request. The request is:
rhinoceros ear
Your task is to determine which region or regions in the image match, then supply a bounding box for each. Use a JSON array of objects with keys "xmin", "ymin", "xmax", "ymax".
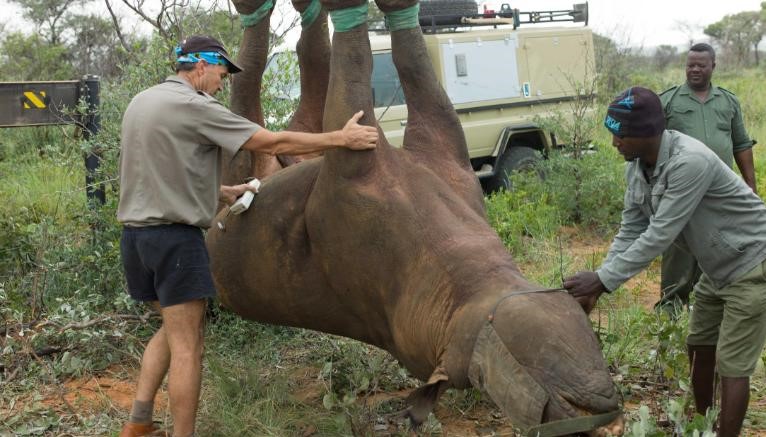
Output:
[
  {"xmin": 404, "ymin": 366, "xmax": 449, "ymax": 428},
  {"xmin": 469, "ymin": 323, "xmax": 549, "ymax": 430}
]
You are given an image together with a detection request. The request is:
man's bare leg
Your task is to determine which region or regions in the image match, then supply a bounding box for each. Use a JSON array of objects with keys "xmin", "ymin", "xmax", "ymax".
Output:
[
  {"xmin": 688, "ymin": 344, "xmax": 716, "ymax": 416},
  {"xmin": 161, "ymin": 299, "xmax": 206, "ymax": 437},
  {"xmin": 719, "ymin": 376, "xmax": 749, "ymax": 437},
  {"xmin": 134, "ymin": 302, "xmax": 171, "ymax": 407}
]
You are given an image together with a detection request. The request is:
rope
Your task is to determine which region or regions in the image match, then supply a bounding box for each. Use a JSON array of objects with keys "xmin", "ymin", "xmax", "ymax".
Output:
[
  {"xmin": 301, "ymin": 0, "xmax": 321, "ymax": 27},
  {"xmin": 489, "ymin": 287, "xmax": 567, "ymax": 322},
  {"xmin": 329, "ymin": 1, "xmax": 368, "ymax": 33},
  {"xmin": 384, "ymin": 3, "xmax": 420, "ymax": 31},
  {"xmin": 240, "ymin": 0, "xmax": 274, "ymax": 28}
]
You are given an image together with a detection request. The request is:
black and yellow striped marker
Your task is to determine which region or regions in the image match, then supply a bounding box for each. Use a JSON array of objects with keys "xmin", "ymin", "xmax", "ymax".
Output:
[{"xmin": 23, "ymin": 91, "xmax": 47, "ymax": 109}]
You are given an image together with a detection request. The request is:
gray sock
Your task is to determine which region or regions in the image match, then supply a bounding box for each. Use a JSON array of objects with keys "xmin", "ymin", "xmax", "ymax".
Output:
[{"xmin": 129, "ymin": 399, "xmax": 153, "ymax": 424}]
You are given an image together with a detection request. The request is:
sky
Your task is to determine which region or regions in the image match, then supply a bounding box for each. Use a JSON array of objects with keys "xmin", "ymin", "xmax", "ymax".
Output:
[
  {"xmin": 0, "ymin": 0, "xmax": 763, "ymax": 49},
  {"xmin": 484, "ymin": 0, "xmax": 765, "ymax": 48}
]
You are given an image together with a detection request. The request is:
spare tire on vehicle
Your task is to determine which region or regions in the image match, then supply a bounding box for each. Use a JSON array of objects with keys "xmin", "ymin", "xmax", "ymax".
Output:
[{"xmin": 419, "ymin": 0, "xmax": 478, "ymax": 26}]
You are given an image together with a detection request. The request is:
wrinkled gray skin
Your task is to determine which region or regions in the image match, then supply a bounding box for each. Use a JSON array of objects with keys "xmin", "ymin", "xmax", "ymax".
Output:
[{"xmin": 208, "ymin": 0, "xmax": 620, "ymax": 430}]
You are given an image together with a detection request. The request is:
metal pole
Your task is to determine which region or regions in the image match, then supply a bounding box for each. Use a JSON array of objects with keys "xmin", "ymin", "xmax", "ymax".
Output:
[{"xmin": 81, "ymin": 75, "xmax": 104, "ymax": 206}]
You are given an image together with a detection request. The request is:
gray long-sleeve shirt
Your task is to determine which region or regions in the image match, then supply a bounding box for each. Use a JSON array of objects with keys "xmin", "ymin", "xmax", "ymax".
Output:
[{"xmin": 597, "ymin": 130, "xmax": 766, "ymax": 291}]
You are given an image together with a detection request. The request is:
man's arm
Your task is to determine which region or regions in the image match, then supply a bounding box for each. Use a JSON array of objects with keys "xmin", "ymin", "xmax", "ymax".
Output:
[
  {"xmin": 734, "ymin": 148, "xmax": 757, "ymax": 193},
  {"xmin": 596, "ymin": 155, "xmax": 714, "ymax": 291},
  {"xmin": 730, "ymin": 97, "xmax": 756, "ymax": 192},
  {"xmin": 601, "ymin": 188, "xmax": 650, "ymax": 267},
  {"xmin": 242, "ymin": 110, "xmax": 377, "ymax": 155},
  {"xmin": 563, "ymin": 187, "xmax": 648, "ymax": 313},
  {"xmin": 565, "ymin": 156, "xmax": 714, "ymax": 312}
]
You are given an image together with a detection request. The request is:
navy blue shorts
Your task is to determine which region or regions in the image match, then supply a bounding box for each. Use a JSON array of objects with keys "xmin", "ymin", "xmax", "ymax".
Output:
[{"xmin": 120, "ymin": 224, "xmax": 216, "ymax": 307}]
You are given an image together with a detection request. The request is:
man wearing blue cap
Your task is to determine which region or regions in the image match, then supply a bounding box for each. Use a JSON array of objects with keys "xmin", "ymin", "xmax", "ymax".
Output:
[
  {"xmin": 117, "ymin": 35, "xmax": 378, "ymax": 437},
  {"xmin": 564, "ymin": 86, "xmax": 766, "ymax": 437}
]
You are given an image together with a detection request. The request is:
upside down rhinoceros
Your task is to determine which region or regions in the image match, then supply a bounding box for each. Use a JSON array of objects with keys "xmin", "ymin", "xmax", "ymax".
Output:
[{"xmin": 207, "ymin": 0, "xmax": 623, "ymax": 434}]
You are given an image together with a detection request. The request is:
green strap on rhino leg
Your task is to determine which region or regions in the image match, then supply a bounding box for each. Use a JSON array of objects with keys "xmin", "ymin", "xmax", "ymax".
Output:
[
  {"xmin": 329, "ymin": 1, "xmax": 368, "ymax": 32},
  {"xmin": 525, "ymin": 410, "xmax": 622, "ymax": 437},
  {"xmin": 301, "ymin": 0, "xmax": 321, "ymax": 27},
  {"xmin": 385, "ymin": 3, "xmax": 420, "ymax": 31},
  {"xmin": 240, "ymin": 0, "xmax": 274, "ymax": 28}
]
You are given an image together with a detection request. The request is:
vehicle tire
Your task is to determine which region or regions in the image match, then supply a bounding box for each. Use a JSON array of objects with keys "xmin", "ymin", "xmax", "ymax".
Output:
[
  {"xmin": 419, "ymin": 0, "xmax": 478, "ymax": 26},
  {"xmin": 483, "ymin": 146, "xmax": 542, "ymax": 193}
]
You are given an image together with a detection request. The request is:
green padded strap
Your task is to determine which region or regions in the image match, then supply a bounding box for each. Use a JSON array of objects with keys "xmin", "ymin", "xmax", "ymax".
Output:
[
  {"xmin": 385, "ymin": 3, "xmax": 420, "ymax": 31},
  {"xmin": 329, "ymin": 1, "xmax": 368, "ymax": 33},
  {"xmin": 240, "ymin": 0, "xmax": 274, "ymax": 28},
  {"xmin": 525, "ymin": 410, "xmax": 622, "ymax": 437},
  {"xmin": 301, "ymin": 0, "xmax": 321, "ymax": 27}
]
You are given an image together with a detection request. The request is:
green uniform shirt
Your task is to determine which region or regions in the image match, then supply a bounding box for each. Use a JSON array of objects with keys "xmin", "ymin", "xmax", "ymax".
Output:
[
  {"xmin": 597, "ymin": 130, "xmax": 766, "ymax": 291},
  {"xmin": 117, "ymin": 76, "xmax": 260, "ymax": 228},
  {"xmin": 660, "ymin": 82, "xmax": 753, "ymax": 168}
]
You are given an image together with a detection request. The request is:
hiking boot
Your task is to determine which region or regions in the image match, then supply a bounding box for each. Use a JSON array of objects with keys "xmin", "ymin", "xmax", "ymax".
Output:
[{"xmin": 119, "ymin": 422, "xmax": 168, "ymax": 437}]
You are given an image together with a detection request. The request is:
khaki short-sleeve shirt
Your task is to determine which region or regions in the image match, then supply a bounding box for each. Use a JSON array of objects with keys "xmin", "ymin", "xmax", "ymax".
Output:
[
  {"xmin": 117, "ymin": 76, "xmax": 260, "ymax": 228},
  {"xmin": 660, "ymin": 83, "xmax": 753, "ymax": 168}
]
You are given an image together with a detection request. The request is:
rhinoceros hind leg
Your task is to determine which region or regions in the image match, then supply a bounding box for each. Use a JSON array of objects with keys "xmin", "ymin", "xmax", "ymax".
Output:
[{"xmin": 379, "ymin": 2, "xmax": 486, "ymax": 212}]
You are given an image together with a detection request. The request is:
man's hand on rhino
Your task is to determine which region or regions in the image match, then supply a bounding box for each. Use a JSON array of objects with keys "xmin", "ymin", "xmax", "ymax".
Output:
[
  {"xmin": 342, "ymin": 110, "xmax": 378, "ymax": 150},
  {"xmin": 563, "ymin": 271, "xmax": 607, "ymax": 314},
  {"xmin": 219, "ymin": 183, "xmax": 258, "ymax": 206}
]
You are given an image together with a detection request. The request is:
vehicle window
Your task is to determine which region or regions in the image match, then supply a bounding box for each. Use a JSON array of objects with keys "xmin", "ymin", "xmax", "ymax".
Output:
[
  {"xmin": 372, "ymin": 52, "xmax": 405, "ymax": 108},
  {"xmin": 263, "ymin": 51, "xmax": 406, "ymax": 108},
  {"xmin": 264, "ymin": 51, "xmax": 300, "ymax": 100}
]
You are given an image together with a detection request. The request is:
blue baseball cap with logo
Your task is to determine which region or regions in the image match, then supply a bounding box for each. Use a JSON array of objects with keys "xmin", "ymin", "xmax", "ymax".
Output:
[{"xmin": 176, "ymin": 35, "xmax": 243, "ymax": 74}]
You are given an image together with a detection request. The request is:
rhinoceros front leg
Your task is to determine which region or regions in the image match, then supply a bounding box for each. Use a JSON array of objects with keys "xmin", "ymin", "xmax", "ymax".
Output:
[
  {"xmin": 279, "ymin": 0, "xmax": 332, "ymax": 167},
  {"xmin": 318, "ymin": 0, "xmax": 382, "ymax": 179},
  {"xmin": 226, "ymin": 0, "xmax": 282, "ymax": 184},
  {"xmin": 227, "ymin": 0, "xmax": 332, "ymax": 182}
]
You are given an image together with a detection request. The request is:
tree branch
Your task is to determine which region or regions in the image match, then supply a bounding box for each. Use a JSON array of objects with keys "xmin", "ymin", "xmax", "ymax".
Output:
[
  {"xmin": 119, "ymin": 0, "xmax": 170, "ymax": 40},
  {"xmin": 104, "ymin": 0, "xmax": 131, "ymax": 52}
]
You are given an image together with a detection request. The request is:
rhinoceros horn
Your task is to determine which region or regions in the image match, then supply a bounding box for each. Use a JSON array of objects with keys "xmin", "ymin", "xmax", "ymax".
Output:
[{"xmin": 208, "ymin": 0, "xmax": 622, "ymax": 433}]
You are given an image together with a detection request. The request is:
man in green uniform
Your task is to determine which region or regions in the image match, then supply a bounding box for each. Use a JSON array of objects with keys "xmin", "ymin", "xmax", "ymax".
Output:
[
  {"xmin": 658, "ymin": 42, "xmax": 756, "ymax": 312},
  {"xmin": 564, "ymin": 87, "xmax": 766, "ymax": 437},
  {"xmin": 117, "ymin": 36, "xmax": 378, "ymax": 437}
]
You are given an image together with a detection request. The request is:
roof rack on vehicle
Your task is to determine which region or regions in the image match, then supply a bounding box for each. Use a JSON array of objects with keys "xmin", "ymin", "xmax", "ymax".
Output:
[{"xmin": 417, "ymin": 2, "xmax": 588, "ymax": 33}]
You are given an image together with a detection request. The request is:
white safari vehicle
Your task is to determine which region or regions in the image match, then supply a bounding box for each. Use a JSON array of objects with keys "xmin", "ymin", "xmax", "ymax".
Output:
[{"xmin": 266, "ymin": 1, "xmax": 595, "ymax": 192}]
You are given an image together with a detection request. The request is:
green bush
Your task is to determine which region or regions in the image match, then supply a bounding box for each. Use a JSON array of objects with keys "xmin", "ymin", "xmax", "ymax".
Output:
[{"xmin": 487, "ymin": 147, "xmax": 624, "ymax": 241}]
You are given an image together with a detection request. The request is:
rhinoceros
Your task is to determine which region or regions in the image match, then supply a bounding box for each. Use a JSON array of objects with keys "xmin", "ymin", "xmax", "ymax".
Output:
[{"xmin": 207, "ymin": 0, "xmax": 623, "ymax": 434}]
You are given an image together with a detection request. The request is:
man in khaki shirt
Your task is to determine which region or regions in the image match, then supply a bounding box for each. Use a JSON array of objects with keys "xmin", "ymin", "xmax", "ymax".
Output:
[
  {"xmin": 117, "ymin": 35, "xmax": 377, "ymax": 437},
  {"xmin": 657, "ymin": 43, "xmax": 756, "ymax": 312},
  {"xmin": 565, "ymin": 87, "xmax": 766, "ymax": 437}
]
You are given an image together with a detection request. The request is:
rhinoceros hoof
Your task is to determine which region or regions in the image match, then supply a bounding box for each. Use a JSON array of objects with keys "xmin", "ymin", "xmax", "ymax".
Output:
[
  {"xmin": 232, "ymin": 0, "xmax": 271, "ymax": 14},
  {"xmin": 374, "ymin": 0, "xmax": 418, "ymax": 13},
  {"xmin": 320, "ymin": 0, "xmax": 367, "ymax": 11},
  {"xmin": 291, "ymin": 0, "xmax": 314, "ymax": 12}
]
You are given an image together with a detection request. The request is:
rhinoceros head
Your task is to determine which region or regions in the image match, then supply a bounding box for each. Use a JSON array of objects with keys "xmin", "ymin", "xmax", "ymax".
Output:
[{"xmin": 463, "ymin": 291, "xmax": 619, "ymax": 431}]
